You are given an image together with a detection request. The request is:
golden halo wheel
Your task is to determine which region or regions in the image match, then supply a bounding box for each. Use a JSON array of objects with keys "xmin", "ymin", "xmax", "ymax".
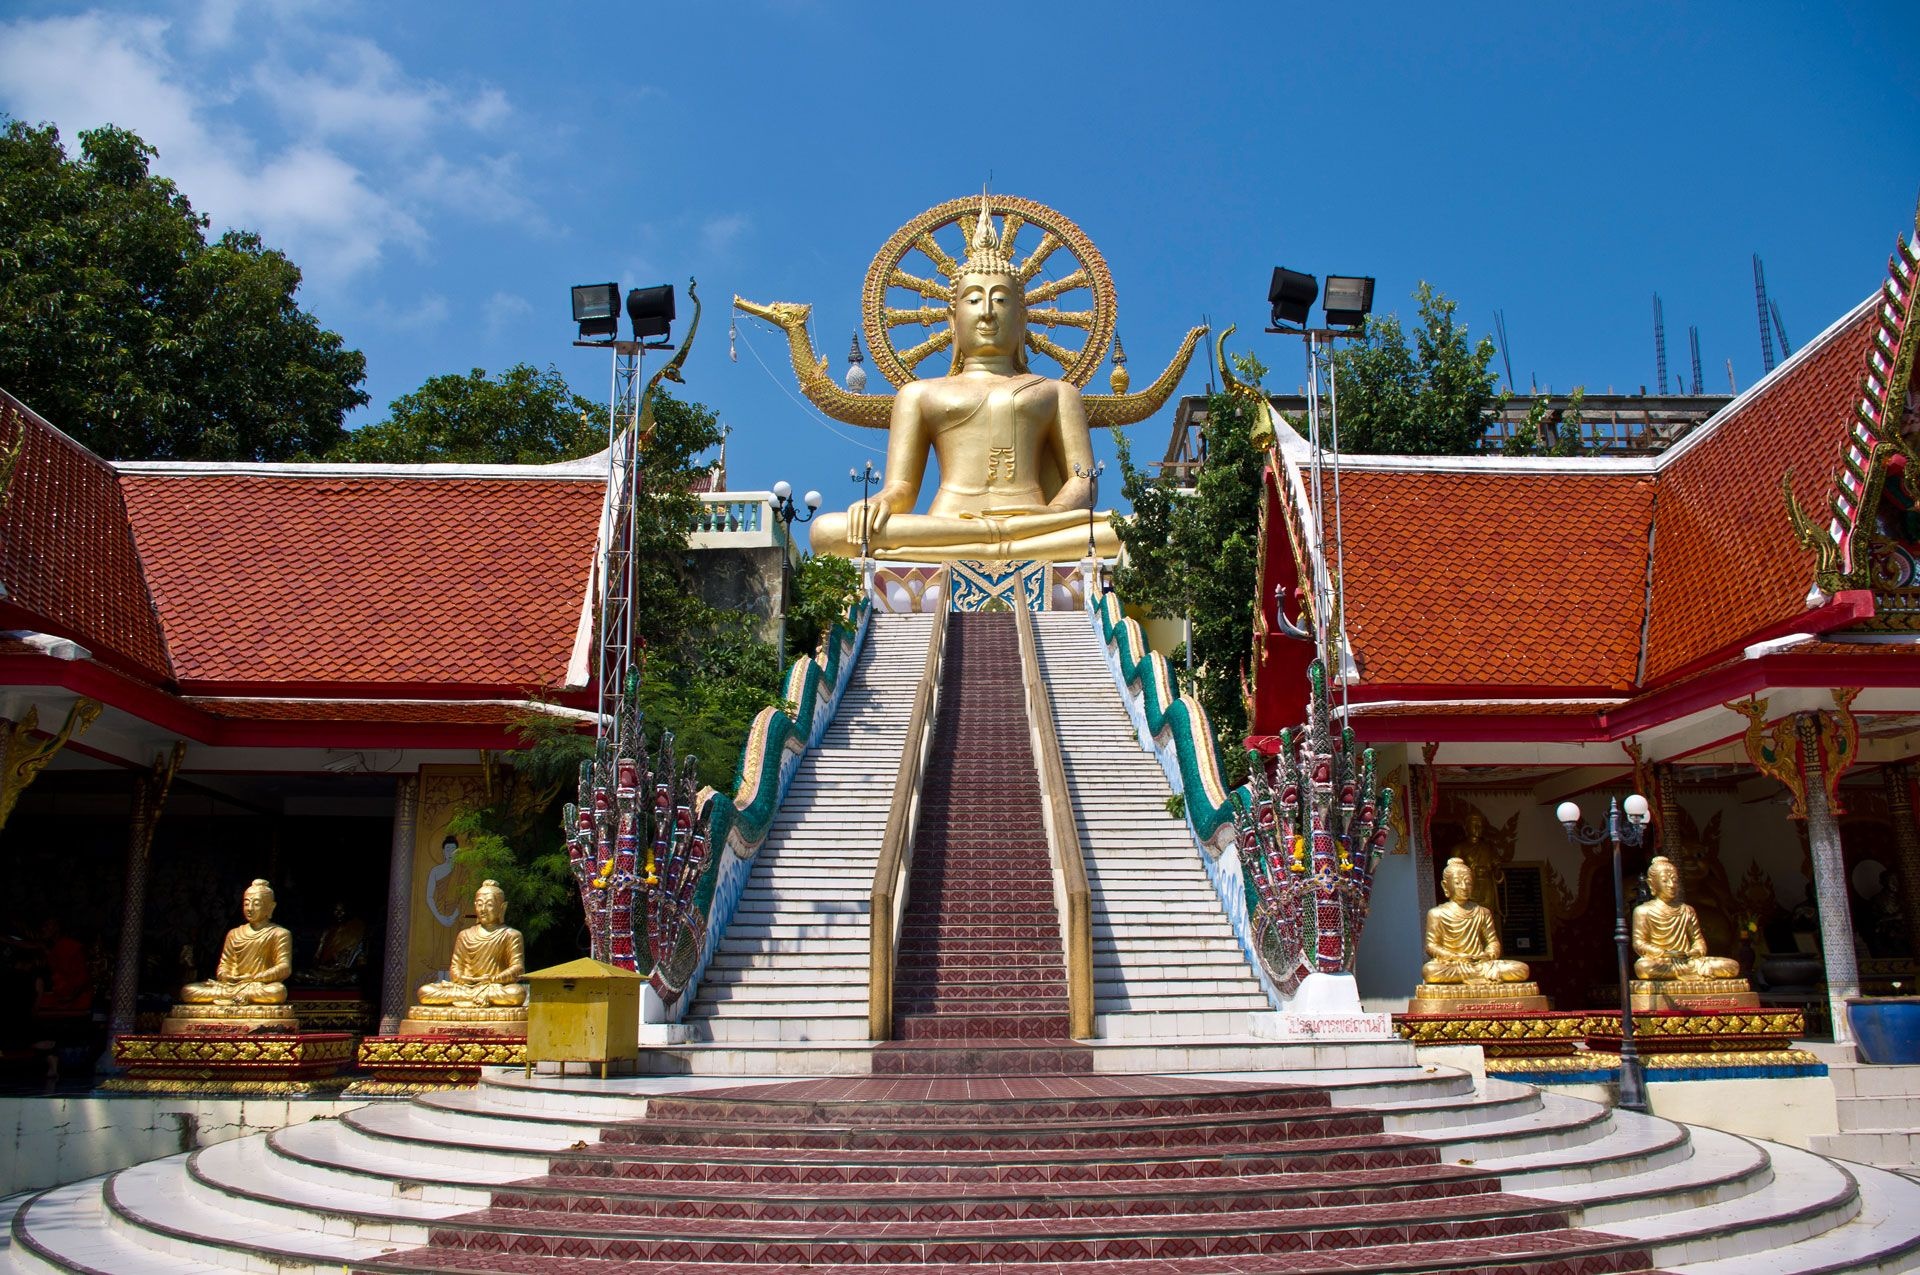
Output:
[{"xmin": 860, "ymin": 194, "xmax": 1117, "ymax": 390}]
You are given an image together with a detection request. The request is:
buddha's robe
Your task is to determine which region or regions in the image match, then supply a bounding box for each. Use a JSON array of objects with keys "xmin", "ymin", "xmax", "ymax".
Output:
[
  {"xmin": 417, "ymin": 925, "xmax": 528, "ymax": 1007},
  {"xmin": 179, "ymin": 924, "xmax": 293, "ymax": 1004},
  {"xmin": 1421, "ymin": 902, "xmax": 1530, "ymax": 984},
  {"xmin": 1632, "ymin": 900, "xmax": 1741, "ymax": 979}
]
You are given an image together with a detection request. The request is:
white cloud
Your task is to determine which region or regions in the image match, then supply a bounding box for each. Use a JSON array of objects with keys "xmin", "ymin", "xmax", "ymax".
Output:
[
  {"xmin": 0, "ymin": 9, "xmax": 520, "ymax": 288},
  {"xmin": 700, "ymin": 213, "xmax": 751, "ymax": 258},
  {"xmin": 483, "ymin": 291, "xmax": 533, "ymax": 339},
  {"xmin": 362, "ymin": 292, "xmax": 452, "ymax": 332}
]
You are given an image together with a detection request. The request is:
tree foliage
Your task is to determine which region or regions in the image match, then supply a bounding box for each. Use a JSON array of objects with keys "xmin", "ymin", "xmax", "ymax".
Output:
[
  {"xmin": 330, "ymin": 363, "xmax": 603, "ymax": 465},
  {"xmin": 1500, "ymin": 386, "xmax": 1588, "ymax": 456},
  {"xmin": 1114, "ymin": 363, "xmax": 1267, "ymax": 785},
  {"xmin": 0, "ymin": 120, "xmax": 367, "ymax": 459},
  {"xmin": 784, "ymin": 553, "xmax": 861, "ymax": 661},
  {"xmin": 1323, "ymin": 283, "xmax": 1501, "ymax": 455}
]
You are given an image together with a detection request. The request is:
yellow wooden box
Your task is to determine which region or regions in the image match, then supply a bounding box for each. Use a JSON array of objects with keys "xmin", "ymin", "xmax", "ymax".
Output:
[{"xmin": 523, "ymin": 957, "xmax": 642, "ymax": 1077}]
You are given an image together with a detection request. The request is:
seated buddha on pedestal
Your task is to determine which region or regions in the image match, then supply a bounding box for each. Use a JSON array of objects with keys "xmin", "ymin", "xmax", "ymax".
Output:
[
  {"xmin": 1631, "ymin": 856, "xmax": 1757, "ymax": 1010},
  {"xmin": 165, "ymin": 879, "xmax": 300, "ymax": 1033},
  {"xmin": 1408, "ymin": 859, "xmax": 1548, "ymax": 1014},
  {"xmin": 399, "ymin": 880, "xmax": 529, "ymax": 1036}
]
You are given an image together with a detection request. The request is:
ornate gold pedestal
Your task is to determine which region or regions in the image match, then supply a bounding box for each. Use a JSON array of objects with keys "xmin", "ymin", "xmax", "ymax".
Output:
[
  {"xmin": 104, "ymin": 1032, "xmax": 353, "ymax": 1094},
  {"xmin": 159, "ymin": 1004, "xmax": 300, "ymax": 1035},
  {"xmin": 352, "ymin": 1033, "xmax": 527, "ymax": 1094},
  {"xmin": 1408, "ymin": 982, "xmax": 1550, "ymax": 1015},
  {"xmin": 1628, "ymin": 978, "xmax": 1760, "ymax": 1013},
  {"xmin": 396, "ymin": 1005, "xmax": 528, "ymax": 1036},
  {"xmin": 1394, "ymin": 1008, "xmax": 1586, "ymax": 1058},
  {"xmin": 1587, "ymin": 1007, "xmax": 1803, "ymax": 1055}
]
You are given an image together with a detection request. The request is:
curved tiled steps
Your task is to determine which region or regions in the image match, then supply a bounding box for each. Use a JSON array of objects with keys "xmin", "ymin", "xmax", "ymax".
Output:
[
  {"xmin": 1032, "ymin": 611, "xmax": 1273, "ymax": 1038},
  {"xmin": 682, "ymin": 611, "xmax": 932, "ymax": 1045},
  {"xmin": 12, "ymin": 1066, "xmax": 1920, "ymax": 1273}
]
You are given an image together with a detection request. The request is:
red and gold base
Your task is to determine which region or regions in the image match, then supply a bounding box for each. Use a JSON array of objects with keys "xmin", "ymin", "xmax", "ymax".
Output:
[
  {"xmin": 1393, "ymin": 1009, "xmax": 1588, "ymax": 1058},
  {"xmin": 1587, "ymin": 1007, "xmax": 1803, "ymax": 1054},
  {"xmin": 351, "ymin": 1033, "xmax": 526, "ymax": 1093},
  {"xmin": 104, "ymin": 1031, "xmax": 355, "ymax": 1094}
]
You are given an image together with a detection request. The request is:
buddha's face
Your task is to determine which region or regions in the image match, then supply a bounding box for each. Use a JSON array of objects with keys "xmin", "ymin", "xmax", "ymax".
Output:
[
  {"xmin": 1465, "ymin": 812, "xmax": 1485, "ymax": 840},
  {"xmin": 1442, "ymin": 866, "xmax": 1474, "ymax": 905},
  {"xmin": 953, "ymin": 273, "xmax": 1025, "ymax": 362},
  {"xmin": 242, "ymin": 885, "xmax": 275, "ymax": 925},
  {"xmin": 475, "ymin": 887, "xmax": 506, "ymax": 927},
  {"xmin": 1649, "ymin": 862, "xmax": 1679, "ymax": 903}
]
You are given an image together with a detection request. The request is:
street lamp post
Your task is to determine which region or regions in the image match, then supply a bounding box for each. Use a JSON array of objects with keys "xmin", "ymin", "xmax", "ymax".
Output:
[
  {"xmin": 850, "ymin": 461, "xmax": 882, "ymax": 560},
  {"xmin": 770, "ymin": 480, "xmax": 821, "ymax": 663},
  {"xmin": 1558, "ymin": 793, "xmax": 1654, "ymax": 1114},
  {"xmin": 1073, "ymin": 460, "xmax": 1105, "ymax": 561}
]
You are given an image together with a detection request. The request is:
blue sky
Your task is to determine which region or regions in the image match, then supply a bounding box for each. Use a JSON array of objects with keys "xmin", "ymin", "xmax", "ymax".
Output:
[{"xmin": 2, "ymin": 2, "xmax": 1916, "ymax": 547}]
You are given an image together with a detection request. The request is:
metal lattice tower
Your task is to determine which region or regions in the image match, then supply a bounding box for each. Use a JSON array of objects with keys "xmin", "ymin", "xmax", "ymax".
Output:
[
  {"xmin": 595, "ymin": 342, "xmax": 644, "ymax": 737},
  {"xmin": 1688, "ymin": 325, "xmax": 1704, "ymax": 395},
  {"xmin": 1653, "ymin": 294, "xmax": 1669, "ymax": 394},
  {"xmin": 1754, "ymin": 254, "xmax": 1777, "ymax": 374},
  {"xmin": 1771, "ymin": 298, "xmax": 1792, "ymax": 358}
]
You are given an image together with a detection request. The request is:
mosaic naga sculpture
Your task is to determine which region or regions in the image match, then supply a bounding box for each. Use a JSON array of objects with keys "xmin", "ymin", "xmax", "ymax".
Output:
[{"xmin": 1233, "ymin": 661, "xmax": 1395, "ymax": 998}]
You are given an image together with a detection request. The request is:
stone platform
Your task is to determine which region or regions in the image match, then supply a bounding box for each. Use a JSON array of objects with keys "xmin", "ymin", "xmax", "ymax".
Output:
[
  {"xmin": 102, "ymin": 1031, "xmax": 354, "ymax": 1095},
  {"xmin": 13, "ymin": 1039, "xmax": 1920, "ymax": 1273}
]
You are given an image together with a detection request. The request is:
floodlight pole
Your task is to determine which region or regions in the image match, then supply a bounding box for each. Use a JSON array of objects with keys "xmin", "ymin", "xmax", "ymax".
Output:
[{"xmin": 587, "ymin": 338, "xmax": 644, "ymax": 738}]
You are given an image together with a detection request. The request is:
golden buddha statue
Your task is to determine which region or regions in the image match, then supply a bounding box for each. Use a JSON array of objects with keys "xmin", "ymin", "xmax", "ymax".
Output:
[
  {"xmin": 166, "ymin": 879, "xmax": 299, "ymax": 1033},
  {"xmin": 798, "ymin": 201, "xmax": 1117, "ymax": 563},
  {"xmin": 1449, "ymin": 811, "xmax": 1503, "ymax": 912},
  {"xmin": 292, "ymin": 901, "xmax": 367, "ymax": 987},
  {"xmin": 400, "ymin": 880, "xmax": 528, "ymax": 1035},
  {"xmin": 1630, "ymin": 855, "xmax": 1757, "ymax": 1010},
  {"xmin": 1409, "ymin": 859, "xmax": 1547, "ymax": 1013}
]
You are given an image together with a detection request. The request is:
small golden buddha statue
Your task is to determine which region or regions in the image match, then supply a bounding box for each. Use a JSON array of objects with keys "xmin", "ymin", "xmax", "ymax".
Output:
[
  {"xmin": 166, "ymin": 879, "xmax": 299, "ymax": 1033},
  {"xmin": 1630, "ymin": 855, "xmax": 1757, "ymax": 1010},
  {"xmin": 1409, "ymin": 859, "xmax": 1547, "ymax": 1014},
  {"xmin": 806, "ymin": 200, "xmax": 1120, "ymax": 564},
  {"xmin": 400, "ymin": 880, "xmax": 528, "ymax": 1035},
  {"xmin": 1450, "ymin": 812, "xmax": 1502, "ymax": 912},
  {"xmin": 292, "ymin": 901, "xmax": 367, "ymax": 987}
]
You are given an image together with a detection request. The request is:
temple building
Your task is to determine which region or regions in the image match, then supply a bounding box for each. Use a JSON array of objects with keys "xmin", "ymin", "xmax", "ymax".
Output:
[{"xmin": 1249, "ymin": 242, "xmax": 1920, "ymax": 1038}]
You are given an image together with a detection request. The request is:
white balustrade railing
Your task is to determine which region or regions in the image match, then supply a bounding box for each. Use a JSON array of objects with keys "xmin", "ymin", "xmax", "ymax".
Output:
[{"xmin": 688, "ymin": 492, "xmax": 778, "ymax": 548}]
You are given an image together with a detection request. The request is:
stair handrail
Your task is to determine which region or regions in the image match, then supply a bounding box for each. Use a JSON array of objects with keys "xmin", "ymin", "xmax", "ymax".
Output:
[
  {"xmin": 869, "ymin": 577, "xmax": 950, "ymax": 1040},
  {"xmin": 1014, "ymin": 591, "xmax": 1095, "ymax": 1040}
]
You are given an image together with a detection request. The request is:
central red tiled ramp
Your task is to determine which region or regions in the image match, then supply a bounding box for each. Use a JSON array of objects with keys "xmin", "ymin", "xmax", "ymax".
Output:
[{"xmin": 382, "ymin": 1071, "xmax": 1662, "ymax": 1273}]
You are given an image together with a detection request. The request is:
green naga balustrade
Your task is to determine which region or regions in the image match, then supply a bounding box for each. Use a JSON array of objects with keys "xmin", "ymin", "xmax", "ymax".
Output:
[
  {"xmin": 565, "ymin": 597, "xmax": 872, "ymax": 1021},
  {"xmin": 1087, "ymin": 589, "xmax": 1392, "ymax": 1009}
]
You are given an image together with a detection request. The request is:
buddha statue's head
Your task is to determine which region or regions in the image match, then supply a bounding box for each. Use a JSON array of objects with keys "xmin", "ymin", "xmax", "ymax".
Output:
[
  {"xmin": 475, "ymin": 879, "xmax": 508, "ymax": 927},
  {"xmin": 242, "ymin": 879, "xmax": 276, "ymax": 926},
  {"xmin": 1441, "ymin": 857, "xmax": 1475, "ymax": 905},
  {"xmin": 1464, "ymin": 811, "xmax": 1486, "ymax": 841},
  {"xmin": 1646, "ymin": 856, "xmax": 1681, "ymax": 903},
  {"xmin": 949, "ymin": 198, "xmax": 1028, "ymax": 374}
]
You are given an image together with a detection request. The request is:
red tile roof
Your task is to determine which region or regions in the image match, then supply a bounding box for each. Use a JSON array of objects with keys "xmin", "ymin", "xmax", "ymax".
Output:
[
  {"xmin": 1642, "ymin": 304, "xmax": 1874, "ymax": 681},
  {"xmin": 118, "ymin": 472, "xmax": 603, "ymax": 693},
  {"xmin": 0, "ymin": 393, "xmax": 172, "ymax": 681},
  {"xmin": 1334, "ymin": 468, "xmax": 1655, "ymax": 693},
  {"xmin": 1274, "ymin": 297, "xmax": 1880, "ymax": 707}
]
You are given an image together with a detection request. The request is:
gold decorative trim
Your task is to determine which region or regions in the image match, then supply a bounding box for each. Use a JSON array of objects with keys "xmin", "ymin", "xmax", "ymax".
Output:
[{"xmin": 97, "ymin": 1078, "xmax": 355, "ymax": 1096}]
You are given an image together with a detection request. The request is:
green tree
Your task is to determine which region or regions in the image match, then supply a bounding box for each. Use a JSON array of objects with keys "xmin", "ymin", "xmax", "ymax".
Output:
[
  {"xmin": 784, "ymin": 553, "xmax": 861, "ymax": 661},
  {"xmin": 1324, "ymin": 283, "xmax": 1501, "ymax": 455},
  {"xmin": 1500, "ymin": 386, "xmax": 1588, "ymax": 457},
  {"xmin": 0, "ymin": 120, "xmax": 367, "ymax": 459},
  {"xmin": 330, "ymin": 363, "xmax": 603, "ymax": 464},
  {"xmin": 1114, "ymin": 358, "xmax": 1267, "ymax": 784}
]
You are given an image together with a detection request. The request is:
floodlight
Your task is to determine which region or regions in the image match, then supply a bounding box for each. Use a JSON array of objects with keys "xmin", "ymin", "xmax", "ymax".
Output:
[
  {"xmin": 626, "ymin": 285, "xmax": 676, "ymax": 340},
  {"xmin": 571, "ymin": 283, "xmax": 620, "ymax": 340},
  {"xmin": 1268, "ymin": 268, "xmax": 1317, "ymax": 327},
  {"xmin": 1322, "ymin": 275, "xmax": 1376, "ymax": 329}
]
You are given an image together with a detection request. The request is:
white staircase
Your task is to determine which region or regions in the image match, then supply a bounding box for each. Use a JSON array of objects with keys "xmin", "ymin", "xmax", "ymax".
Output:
[
  {"xmin": 1032, "ymin": 610, "xmax": 1271, "ymax": 1038},
  {"xmin": 681, "ymin": 612, "xmax": 931, "ymax": 1044},
  {"xmin": 1809, "ymin": 1042, "xmax": 1920, "ymax": 1174}
]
